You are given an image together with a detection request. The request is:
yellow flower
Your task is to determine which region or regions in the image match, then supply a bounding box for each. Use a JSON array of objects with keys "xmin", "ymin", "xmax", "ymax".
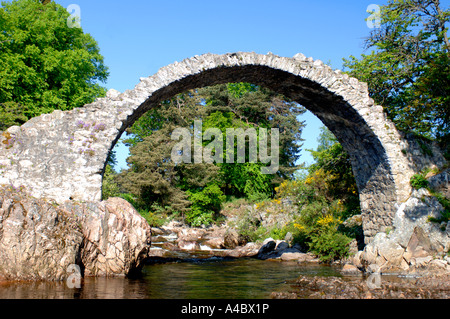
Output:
[
  {"xmin": 316, "ymin": 214, "xmax": 335, "ymax": 226},
  {"xmin": 294, "ymin": 223, "xmax": 305, "ymax": 231},
  {"xmin": 271, "ymin": 198, "xmax": 281, "ymax": 205},
  {"xmin": 317, "ymin": 214, "xmax": 343, "ymax": 227}
]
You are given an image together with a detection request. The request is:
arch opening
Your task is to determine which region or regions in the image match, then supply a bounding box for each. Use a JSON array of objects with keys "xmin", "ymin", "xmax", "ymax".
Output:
[{"xmin": 110, "ymin": 64, "xmax": 396, "ymax": 206}]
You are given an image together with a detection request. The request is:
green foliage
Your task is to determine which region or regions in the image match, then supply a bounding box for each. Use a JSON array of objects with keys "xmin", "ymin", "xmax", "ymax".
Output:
[
  {"xmin": 118, "ymin": 127, "xmax": 191, "ymax": 215},
  {"xmin": 272, "ymin": 127, "xmax": 360, "ymax": 262},
  {"xmin": 138, "ymin": 209, "xmax": 166, "ymax": 228},
  {"xmin": 233, "ymin": 209, "xmax": 267, "ymax": 243},
  {"xmin": 427, "ymin": 189, "xmax": 450, "ymax": 226},
  {"xmin": 292, "ymin": 201, "xmax": 353, "ymax": 263},
  {"xmin": 309, "ymin": 228, "xmax": 352, "ymax": 263},
  {"xmin": 410, "ymin": 174, "xmax": 429, "ymax": 189},
  {"xmin": 343, "ymin": 0, "xmax": 450, "ymax": 143},
  {"xmin": 201, "ymin": 110, "xmax": 274, "ymax": 200},
  {"xmin": 101, "ymin": 165, "xmax": 121, "ymax": 200},
  {"xmin": 186, "ymin": 184, "xmax": 226, "ymax": 227},
  {"xmin": 200, "ymin": 83, "xmax": 306, "ymax": 180},
  {"xmin": 118, "ymin": 193, "xmax": 139, "ymax": 208},
  {"xmin": 306, "ymin": 127, "xmax": 360, "ymax": 216},
  {"xmin": 0, "ymin": 102, "xmax": 28, "ymax": 131},
  {"xmin": 0, "ymin": 0, "xmax": 109, "ymax": 129},
  {"xmin": 227, "ymin": 83, "xmax": 258, "ymax": 98},
  {"xmin": 113, "ymin": 82, "xmax": 306, "ymax": 226}
]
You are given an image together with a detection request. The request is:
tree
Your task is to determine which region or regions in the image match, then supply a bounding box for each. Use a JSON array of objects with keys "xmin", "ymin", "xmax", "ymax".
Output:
[
  {"xmin": 118, "ymin": 126, "xmax": 191, "ymax": 214},
  {"xmin": 343, "ymin": 0, "xmax": 450, "ymax": 145},
  {"xmin": 115, "ymin": 83, "xmax": 306, "ymax": 224},
  {"xmin": 307, "ymin": 126, "xmax": 360, "ymax": 217},
  {"xmin": 199, "ymin": 84, "xmax": 306, "ymax": 181},
  {"xmin": 0, "ymin": 0, "xmax": 109, "ymax": 130}
]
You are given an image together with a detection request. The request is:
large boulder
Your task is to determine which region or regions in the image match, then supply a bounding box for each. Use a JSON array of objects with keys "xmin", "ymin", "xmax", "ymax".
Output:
[
  {"xmin": 63, "ymin": 197, "xmax": 152, "ymax": 277},
  {"xmin": 0, "ymin": 186, "xmax": 151, "ymax": 281},
  {"xmin": 0, "ymin": 186, "xmax": 84, "ymax": 281}
]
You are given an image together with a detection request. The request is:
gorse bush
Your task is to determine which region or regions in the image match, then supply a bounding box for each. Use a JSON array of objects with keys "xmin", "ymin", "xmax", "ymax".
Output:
[
  {"xmin": 270, "ymin": 127, "xmax": 361, "ymax": 262},
  {"xmin": 292, "ymin": 200, "xmax": 353, "ymax": 263}
]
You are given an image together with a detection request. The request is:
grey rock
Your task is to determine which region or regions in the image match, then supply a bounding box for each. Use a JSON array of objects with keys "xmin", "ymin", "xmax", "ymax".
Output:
[
  {"xmin": 284, "ymin": 232, "xmax": 294, "ymax": 245},
  {"xmin": 429, "ymin": 259, "xmax": 447, "ymax": 269},
  {"xmin": 280, "ymin": 252, "xmax": 306, "ymax": 261},
  {"xmin": 341, "ymin": 264, "xmax": 362, "ymax": 274},
  {"xmin": 257, "ymin": 238, "xmax": 276, "ymax": 259},
  {"xmin": 0, "ymin": 187, "xmax": 151, "ymax": 281},
  {"xmin": 275, "ymin": 241, "xmax": 290, "ymax": 252},
  {"xmin": 227, "ymin": 243, "xmax": 260, "ymax": 258},
  {"xmin": 411, "ymin": 256, "xmax": 433, "ymax": 267},
  {"xmin": 356, "ymin": 188, "xmax": 450, "ymax": 274},
  {"xmin": 428, "ymin": 169, "xmax": 449, "ymax": 198}
]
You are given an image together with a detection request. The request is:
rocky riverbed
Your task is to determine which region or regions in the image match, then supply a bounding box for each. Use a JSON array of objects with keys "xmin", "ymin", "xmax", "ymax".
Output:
[
  {"xmin": 147, "ymin": 221, "xmax": 320, "ymax": 263},
  {"xmin": 1, "ymin": 182, "xmax": 449, "ymax": 301},
  {"xmin": 271, "ymin": 273, "xmax": 450, "ymax": 299}
]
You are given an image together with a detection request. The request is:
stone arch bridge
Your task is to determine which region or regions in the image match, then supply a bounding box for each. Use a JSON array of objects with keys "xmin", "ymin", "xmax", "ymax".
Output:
[{"xmin": 0, "ymin": 52, "xmax": 443, "ymax": 243}]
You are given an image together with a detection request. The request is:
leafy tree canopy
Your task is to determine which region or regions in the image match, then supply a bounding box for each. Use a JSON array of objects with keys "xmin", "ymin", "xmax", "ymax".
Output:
[
  {"xmin": 343, "ymin": 0, "xmax": 450, "ymax": 144},
  {"xmin": 0, "ymin": 0, "xmax": 109, "ymax": 130}
]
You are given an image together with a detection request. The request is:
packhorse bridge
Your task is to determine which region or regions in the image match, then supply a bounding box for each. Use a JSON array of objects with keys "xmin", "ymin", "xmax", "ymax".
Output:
[{"xmin": 0, "ymin": 52, "xmax": 445, "ymax": 244}]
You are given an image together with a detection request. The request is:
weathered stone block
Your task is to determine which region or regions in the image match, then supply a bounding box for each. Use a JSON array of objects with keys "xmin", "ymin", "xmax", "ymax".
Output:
[{"xmin": 0, "ymin": 187, "xmax": 151, "ymax": 281}]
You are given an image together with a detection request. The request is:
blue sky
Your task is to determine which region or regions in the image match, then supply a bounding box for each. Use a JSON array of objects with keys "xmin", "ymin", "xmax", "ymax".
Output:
[{"xmin": 52, "ymin": 0, "xmax": 390, "ymax": 170}]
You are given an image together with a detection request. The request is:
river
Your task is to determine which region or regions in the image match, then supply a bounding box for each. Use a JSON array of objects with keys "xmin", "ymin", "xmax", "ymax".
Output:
[{"xmin": 0, "ymin": 258, "xmax": 343, "ymax": 299}]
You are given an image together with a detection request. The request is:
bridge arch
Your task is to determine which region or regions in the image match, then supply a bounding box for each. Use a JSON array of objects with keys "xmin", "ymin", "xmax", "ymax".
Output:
[{"xmin": 0, "ymin": 52, "xmax": 419, "ymax": 242}]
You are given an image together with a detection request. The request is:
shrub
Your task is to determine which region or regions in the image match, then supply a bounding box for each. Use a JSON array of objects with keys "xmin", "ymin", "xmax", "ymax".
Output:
[
  {"xmin": 410, "ymin": 174, "xmax": 429, "ymax": 189},
  {"xmin": 236, "ymin": 213, "xmax": 267, "ymax": 243},
  {"xmin": 102, "ymin": 165, "xmax": 121, "ymax": 200},
  {"xmin": 118, "ymin": 193, "xmax": 140, "ymax": 208},
  {"xmin": 186, "ymin": 184, "xmax": 226, "ymax": 227},
  {"xmin": 309, "ymin": 229, "xmax": 352, "ymax": 263},
  {"xmin": 138, "ymin": 209, "xmax": 166, "ymax": 228},
  {"xmin": 427, "ymin": 190, "xmax": 450, "ymax": 225},
  {"xmin": 292, "ymin": 201, "xmax": 353, "ymax": 262}
]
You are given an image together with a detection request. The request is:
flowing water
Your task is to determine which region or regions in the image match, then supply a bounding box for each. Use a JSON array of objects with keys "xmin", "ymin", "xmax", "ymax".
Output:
[{"xmin": 0, "ymin": 258, "xmax": 343, "ymax": 299}]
